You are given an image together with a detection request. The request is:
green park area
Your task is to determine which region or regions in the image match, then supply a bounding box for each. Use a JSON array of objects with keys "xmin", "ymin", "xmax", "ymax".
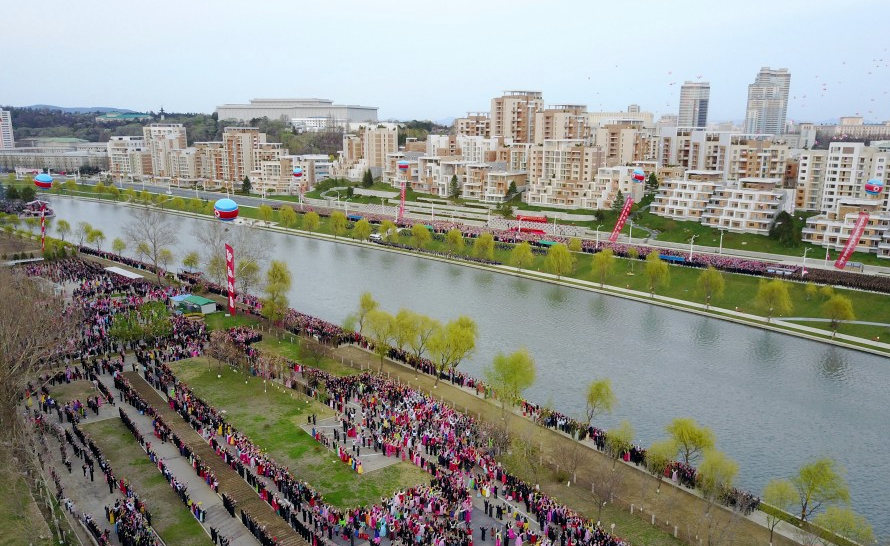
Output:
[
  {"xmin": 80, "ymin": 419, "xmax": 212, "ymax": 546},
  {"xmin": 169, "ymin": 357, "xmax": 430, "ymax": 509}
]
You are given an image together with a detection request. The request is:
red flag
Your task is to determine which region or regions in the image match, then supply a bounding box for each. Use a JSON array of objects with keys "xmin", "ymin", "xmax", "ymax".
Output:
[
  {"xmin": 225, "ymin": 244, "xmax": 236, "ymax": 315},
  {"xmin": 608, "ymin": 198, "xmax": 635, "ymax": 243},
  {"xmin": 40, "ymin": 204, "xmax": 46, "ymax": 252},
  {"xmin": 834, "ymin": 212, "xmax": 869, "ymax": 270}
]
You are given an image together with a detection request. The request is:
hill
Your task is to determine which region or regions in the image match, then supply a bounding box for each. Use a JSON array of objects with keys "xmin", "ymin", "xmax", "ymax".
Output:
[{"xmin": 24, "ymin": 105, "xmax": 135, "ymax": 114}]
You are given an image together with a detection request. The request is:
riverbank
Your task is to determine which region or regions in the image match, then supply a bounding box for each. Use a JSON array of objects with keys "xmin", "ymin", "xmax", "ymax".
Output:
[{"xmin": 51, "ymin": 193, "xmax": 890, "ymax": 357}]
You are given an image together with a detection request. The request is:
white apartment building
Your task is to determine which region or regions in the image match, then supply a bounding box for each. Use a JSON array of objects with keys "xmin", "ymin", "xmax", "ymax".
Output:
[
  {"xmin": 651, "ymin": 171, "xmax": 723, "ymax": 221},
  {"xmin": 744, "ymin": 67, "xmax": 791, "ymax": 136},
  {"xmin": 588, "ymin": 107, "xmax": 654, "ymax": 128},
  {"xmin": 524, "ymin": 140, "xmax": 605, "ymax": 209},
  {"xmin": 0, "ymin": 110, "xmax": 14, "ymax": 149},
  {"xmin": 217, "ymin": 98, "xmax": 377, "ymax": 124},
  {"xmin": 143, "ymin": 124, "xmax": 188, "ymax": 179},
  {"xmin": 701, "ymin": 178, "xmax": 791, "ymax": 235},
  {"xmin": 802, "ymin": 200, "xmax": 890, "ymax": 258},
  {"xmin": 590, "ymin": 166, "xmax": 645, "ymax": 210},
  {"xmin": 337, "ymin": 123, "xmax": 399, "ymax": 180},
  {"xmin": 810, "ymin": 143, "xmax": 890, "ymax": 213},
  {"xmin": 533, "ymin": 105, "xmax": 591, "ymax": 145},
  {"xmin": 678, "ymin": 82, "xmax": 710, "ymax": 128},
  {"xmin": 107, "ymin": 137, "xmax": 148, "ymax": 180},
  {"xmin": 658, "ymin": 128, "xmax": 787, "ymax": 181},
  {"xmin": 453, "ymin": 113, "xmax": 491, "ymax": 138}
]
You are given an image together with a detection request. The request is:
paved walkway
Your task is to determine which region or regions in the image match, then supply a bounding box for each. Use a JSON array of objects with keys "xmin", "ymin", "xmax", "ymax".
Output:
[{"xmin": 123, "ymin": 371, "xmax": 307, "ymax": 546}]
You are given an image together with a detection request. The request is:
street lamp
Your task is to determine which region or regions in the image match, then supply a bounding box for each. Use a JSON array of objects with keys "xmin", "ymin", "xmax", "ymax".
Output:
[
  {"xmin": 689, "ymin": 234, "xmax": 698, "ymax": 260},
  {"xmin": 595, "ymin": 224, "xmax": 604, "ymax": 248},
  {"xmin": 803, "ymin": 247, "xmax": 812, "ymax": 274},
  {"xmin": 718, "ymin": 229, "xmax": 726, "ymax": 255},
  {"xmin": 628, "ymin": 220, "xmax": 634, "ymax": 242}
]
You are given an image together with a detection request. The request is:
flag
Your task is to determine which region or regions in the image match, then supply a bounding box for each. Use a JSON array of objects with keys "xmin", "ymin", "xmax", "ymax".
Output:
[{"xmin": 225, "ymin": 244, "xmax": 236, "ymax": 315}]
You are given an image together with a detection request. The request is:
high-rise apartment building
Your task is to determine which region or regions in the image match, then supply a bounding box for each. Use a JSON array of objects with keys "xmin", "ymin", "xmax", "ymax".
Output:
[
  {"xmin": 0, "ymin": 110, "xmax": 15, "ymax": 149},
  {"xmin": 490, "ymin": 91, "xmax": 544, "ymax": 143},
  {"xmin": 744, "ymin": 67, "xmax": 791, "ymax": 135},
  {"xmin": 142, "ymin": 124, "xmax": 188, "ymax": 178},
  {"xmin": 678, "ymin": 82, "xmax": 710, "ymax": 128}
]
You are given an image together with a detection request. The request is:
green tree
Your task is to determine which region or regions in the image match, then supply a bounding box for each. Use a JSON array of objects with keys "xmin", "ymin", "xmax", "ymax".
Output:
[
  {"xmin": 236, "ymin": 259, "xmax": 260, "ymax": 295},
  {"xmin": 365, "ymin": 309, "xmax": 396, "ymax": 372},
  {"xmin": 804, "ymin": 282, "xmax": 818, "ymax": 301},
  {"xmin": 612, "ymin": 190, "xmax": 625, "ymax": 212},
  {"xmin": 182, "ymin": 250, "xmax": 200, "ymax": 272},
  {"xmin": 302, "ymin": 211, "xmax": 320, "ymax": 232},
  {"xmin": 5, "ymin": 185, "xmax": 20, "ymax": 200},
  {"xmin": 755, "ymin": 278, "xmax": 793, "ymax": 322},
  {"xmin": 411, "ymin": 223, "xmax": 432, "ymax": 249},
  {"xmin": 445, "ymin": 229, "xmax": 465, "ymax": 254},
  {"xmin": 697, "ymin": 265, "xmax": 725, "ymax": 308},
  {"xmin": 449, "ymin": 175, "xmax": 460, "ymax": 200},
  {"xmin": 261, "ymin": 260, "xmax": 292, "ymax": 325},
  {"xmin": 65, "ymin": 179, "xmax": 77, "ymax": 193},
  {"xmin": 158, "ymin": 248, "xmax": 173, "ymax": 272},
  {"xmin": 94, "ymin": 181, "xmax": 105, "ymax": 194},
  {"xmin": 822, "ymin": 295, "xmax": 855, "ymax": 337},
  {"xmin": 279, "ymin": 205, "xmax": 297, "ymax": 229},
  {"xmin": 545, "ymin": 243, "xmax": 574, "ymax": 279},
  {"xmin": 87, "ymin": 228, "xmax": 105, "ymax": 251},
  {"xmin": 769, "ymin": 211, "xmax": 800, "ymax": 246},
  {"xmin": 509, "ymin": 241, "xmax": 534, "ymax": 270},
  {"xmin": 362, "ymin": 169, "xmax": 374, "ymax": 188},
  {"xmin": 379, "ymin": 220, "xmax": 398, "ymax": 243},
  {"xmin": 55, "ymin": 219, "xmax": 71, "ymax": 243},
  {"xmin": 123, "ymin": 206, "xmax": 180, "ymax": 283},
  {"xmin": 645, "ymin": 439, "xmax": 678, "ymax": 492},
  {"xmin": 241, "ymin": 176, "xmax": 252, "ymax": 195},
  {"xmin": 258, "ymin": 204, "xmax": 274, "ymax": 224},
  {"xmin": 697, "ymin": 449, "xmax": 739, "ymax": 501},
  {"xmin": 112, "ymin": 237, "xmax": 126, "ymax": 255},
  {"xmin": 568, "ymin": 237, "xmax": 582, "ymax": 253},
  {"xmin": 407, "ymin": 313, "xmax": 441, "ymax": 359},
  {"xmin": 107, "ymin": 185, "xmax": 120, "ymax": 200},
  {"xmin": 393, "ymin": 308, "xmax": 419, "ymax": 353},
  {"xmin": 605, "ymin": 420, "xmax": 635, "ymax": 469},
  {"xmin": 428, "ymin": 316, "xmax": 478, "ymax": 386},
  {"xmin": 626, "ymin": 246, "xmax": 639, "ymax": 273},
  {"xmin": 473, "ymin": 232, "xmax": 495, "ymax": 261},
  {"xmin": 645, "ymin": 172, "xmax": 659, "ymax": 193},
  {"xmin": 355, "ymin": 292, "xmax": 379, "ymax": 334},
  {"xmin": 484, "ymin": 347, "xmax": 536, "ymax": 415},
  {"xmin": 644, "ymin": 252, "xmax": 670, "ymax": 296},
  {"xmin": 22, "ymin": 186, "xmax": 37, "ymax": 202},
  {"xmin": 353, "ymin": 218, "xmax": 372, "ymax": 241},
  {"xmin": 330, "ymin": 211, "xmax": 348, "ymax": 238},
  {"xmin": 763, "ymin": 479, "xmax": 797, "ymax": 545},
  {"xmin": 506, "ymin": 181, "xmax": 518, "ymax": 199},
  {"xmin": 791, "ymin": 457, "xmax": 850, "ymax": 521},
  {"xmin": 811, "ymin": 506, "xmax": 874, "ymax": 546},
  {"xmin": 819, "ymin": 285, "xmax": 834, "ymax": 300},
  {"xmin": 584, "ymin": 378, "xmax": 616, "ymax": 425},
  {"xmin": 665, "ymin": 417, "xmax": 715, "ymax": 466},
  {"xmin": 591, "ymin": 248, "xmax": 615, "ymax": 287}
]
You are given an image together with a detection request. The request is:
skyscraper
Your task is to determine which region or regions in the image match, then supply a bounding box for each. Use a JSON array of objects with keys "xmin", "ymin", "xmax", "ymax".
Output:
[
  {"xmin": 744, "ymin": 67, "xmax": 791, "ymax": 135},
  {"xmin": 0, "ymin": 110, "xmax": 14, "ymax": 149},
  {"xmin": 678, "ymin": 82, "xmax": 710, "ymax": 128}
]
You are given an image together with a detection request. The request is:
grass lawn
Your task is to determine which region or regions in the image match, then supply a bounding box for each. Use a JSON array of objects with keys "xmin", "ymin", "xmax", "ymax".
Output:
[
  {"xmin": 203, "ymin": 312, "xmax": 262, "ymax": 331},
  {"xmin": 0, "ymin": 458, "xmax": 53, "ymax": 546},
  {"xmin": 169, "ymin": 358, "xmax": 429, "ymax": 509},
  {"xmin": 254, "ymin": 337, "xmax": 357, "ymax": 376},
  {"xmin": 81, "ymin": 419, "xmax": 212, "ymax": 546},
  {"xmin": 48, "ymin": 380, "xmax": 98, "ymax": 404}
]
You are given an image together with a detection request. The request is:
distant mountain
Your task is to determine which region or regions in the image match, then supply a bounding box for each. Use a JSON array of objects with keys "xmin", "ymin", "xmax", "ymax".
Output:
[
  {"xmin": 25, "ymin": 105, "xmax": 136, "ymax": 114},
  {"xmin": 436, "ymin": 116, "xmax": 456, "ymax": 126}
]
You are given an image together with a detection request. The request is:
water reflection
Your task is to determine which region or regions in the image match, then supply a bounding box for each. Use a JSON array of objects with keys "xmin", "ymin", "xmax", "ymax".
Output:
[
  {"xmin": 474, "ymin": 271, "xmax": 495, "ymax": 288},
  {"xmin": 693, "ymin": 317, "xmax": 719, "ymax": 346},
  {"xmin": 816, "ymin": 347, "xmax": 850, "ymax": 381},
  {"xmin": 544, "ymin": 285, "xmax": 569, "ymax": 306},
  {"xmin": 588, "ymin": 295, "xmax": 610, "ymax": 321},
  {"xmin": 751, "ymin": 330, "xmax": 782, "ymax": 363},
  {"xmin": 510, "ymin": 277, "xmax": 531, "ymax": 296}
]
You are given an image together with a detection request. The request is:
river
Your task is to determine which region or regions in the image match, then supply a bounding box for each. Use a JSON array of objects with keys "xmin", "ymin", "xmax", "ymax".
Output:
[{"xmin": 50, "ymin": 198, "xmax": 889, "ymax": 535}]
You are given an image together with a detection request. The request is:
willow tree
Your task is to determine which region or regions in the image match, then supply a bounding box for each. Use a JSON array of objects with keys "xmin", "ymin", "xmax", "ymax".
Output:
[
  {"xmin": 791, "ymin": 457, "xmax": 850, "ymax": 521},
  {"xmin": 822, "ymin": 294, "xmax": 854, "ymax": 337},
  {"xmin": 755, "ymin": 278, "xmax": 793, "ymax": 322},
  {"xmin": 545, "ymin": 243, "xmax": 574, "ymax": 279},
  {"xmin": 509, "ymin": 242, "xmax": 534, "ymax": 270},
  {"xmin": 330, "ymin": 211, "xmax": 348, "ymax": 238},
  {"xmin": 445, "ymin": 229, "xmax": 465, "ymax": 254},
  {"xmin": 473, "ymin": 232, "xmax": 495, "ymax": 261},
  {"xmin": 279, "ymin": 205, "xmax": 298, "ymax": 230},
  {"xmin": 123, "ymin": 206, "xmax": 180, "ymax": 282},
  {"xmin": 353, "ymin": 218, "xmax": 372, "ymax": 241},
  {"xmin": 665, "ymin": 417, "xmax": 715, "ymax": 466},
  {"xmin": 484, "ymin": 347, "xmax": 536, "ymax": 415},
  {"xmin": 585, "ymin": 378, "xmax": 615, "ymax": 426},
  {"xmin": 411, "ymin": 223, "xmax": 432, "ymax": 249},
  {"xmin": 697, "ymin": 265, "xmax": 725, "ymax": 308},
  {"xmin": 428, "ymin": 316, "xmax": 477, "ymax": 386},
  {"xmin": 302, "ymin": 211, "xmax": 321, "ymax": 232},
  {"xmin": 644, "ymin": 252, "xmax": 670, "ymax": 296},
  {"xmin": 261, "ymin": 260, "xmax": 292, "ymax": 325},
  {"xmin": 591, "ymin": 248, "xmax": 615, "ymax": 287}
]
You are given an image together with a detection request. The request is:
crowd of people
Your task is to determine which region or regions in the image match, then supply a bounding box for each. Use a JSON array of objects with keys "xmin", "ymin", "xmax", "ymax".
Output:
[{"xmin": 19, "ymin": 251, "xmax": 789, "ymax": 546}]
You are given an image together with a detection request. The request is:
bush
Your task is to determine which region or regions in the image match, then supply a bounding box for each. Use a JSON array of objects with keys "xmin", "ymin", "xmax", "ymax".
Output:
[
  {"xmin": 12, "ymin": 253, "xmax": 19, "ymax": 260},
  {"xmin": 29, "ymin": 252, "xmax": 35, "ymax": 259}
]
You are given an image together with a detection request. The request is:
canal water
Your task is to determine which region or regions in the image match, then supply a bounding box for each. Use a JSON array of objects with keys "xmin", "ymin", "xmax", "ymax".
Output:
[{"xmin": 51, "ymin": 198, "xmax": 889, "ymax": 533}]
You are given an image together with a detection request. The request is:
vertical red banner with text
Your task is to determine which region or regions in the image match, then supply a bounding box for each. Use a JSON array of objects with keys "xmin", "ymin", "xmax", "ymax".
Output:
[
  {"xmin": 225, "ymin": 243, "xmax": 236, "ymax": 315},
  {"xmin": 834, "ymin": 212, "xmax": 869, "ymax": 270},
  {"xmin": 608, "ymin": 198, "xmax": 635, "ymax": 243}
]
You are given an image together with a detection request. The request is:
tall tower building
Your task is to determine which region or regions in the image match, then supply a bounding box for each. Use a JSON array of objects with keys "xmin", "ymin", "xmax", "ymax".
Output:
[
  {"xmin": 678, "ymin": 82, "xmax": 710, "ymax": 128},
  {"xmin": 490, "ymin": 91, "xmax": 544, "ymax": 143},
  {"xmin": 0, "ymin": 110, "xmax": 14, "ymax": 149},
  {"xmin": 744, "ymin": 67, "xmax": 791, "ymax": 135}
]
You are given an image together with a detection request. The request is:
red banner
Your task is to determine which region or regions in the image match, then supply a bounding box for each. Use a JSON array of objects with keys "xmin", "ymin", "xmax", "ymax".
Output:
[
  {"xmin": 608, "ymin": 197, "xmax": 635, "ymax": 243},
  {"xmin": 398, "ymin": 182, "xmax": 406, "ymax": 223},
  {"xmin": 40, "ymin": 204, "xmax": 46, "ymax": 252},
  {"xmin": 834, "ymin": 212, "xmax": 869, "ymax": 269},
  {"xmin": 225, "ymin": 243, "xmax": 236, "ymax": 315}
]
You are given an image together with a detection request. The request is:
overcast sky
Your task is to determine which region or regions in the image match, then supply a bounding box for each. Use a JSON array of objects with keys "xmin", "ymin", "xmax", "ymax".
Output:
[{"xmin": 5, "ymin": 0, "xmax": 888, "ymax": 124}]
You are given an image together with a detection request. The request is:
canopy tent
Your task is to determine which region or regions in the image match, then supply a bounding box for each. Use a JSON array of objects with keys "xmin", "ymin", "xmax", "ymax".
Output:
[
  {"xmin": 104, "ymin": 266, "xmax": 143, "ymax": 279},
  {"xmin": 538, "ymin": 240, "xmax": 557, "ymax": 247}
]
